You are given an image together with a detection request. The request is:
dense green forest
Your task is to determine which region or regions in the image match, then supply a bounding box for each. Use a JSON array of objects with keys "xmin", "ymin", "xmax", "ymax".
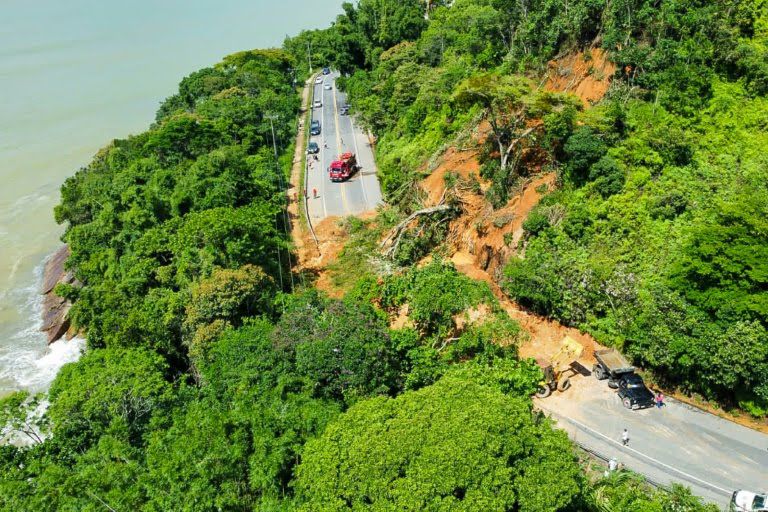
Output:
[{"xmin": 1, "ymin": 0, "xmax": 765, "ymax": 509}]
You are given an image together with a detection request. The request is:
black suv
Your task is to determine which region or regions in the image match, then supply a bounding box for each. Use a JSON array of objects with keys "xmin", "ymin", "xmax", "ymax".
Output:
[
  {"xmin": 307, "ymin": 142, "xmax": 319, "ymax": 154},
  {"xmin": 310, "ymin": 120, "xmax": 321, "ymax": 135},
  {"xmin": 322, "ymin": 67, "xmax": 330, "ymax": 75},
  {"xmin": 617, "ymin": 373, "xmax": 655, "ymax": 410}
]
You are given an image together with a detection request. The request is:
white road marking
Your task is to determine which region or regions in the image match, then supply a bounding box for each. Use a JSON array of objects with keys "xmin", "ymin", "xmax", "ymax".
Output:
[
  {"xmin": 540, "ymin": 406, "xmax": 733, "ymax": 496},
  {"xmin": 331, "ymin": 74, "xmax": 350, "ymax": 215},
  {"xmin": 314, "ymin": 84, "xmax": 328, "ymax": 219},
  {"xmin": 350, "ymin": 118, "xmax": 369, "ymax": 207}
]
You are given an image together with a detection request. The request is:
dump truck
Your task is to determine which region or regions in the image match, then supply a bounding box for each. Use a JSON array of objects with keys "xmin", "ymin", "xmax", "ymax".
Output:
[
  {"xmin": 593, "ymin": 348, "xmax": 655, "ymax": 409},
  {"xmin": 535, "ymin": 336, "xmax": 584, "ymax": 398},
  {"xmin": 329, "ymin": 152, "xmax": 358, "ymax": 182},
  {"xmin": 592, "ymin": 348, "xmax": 635, "ymax": 386}
]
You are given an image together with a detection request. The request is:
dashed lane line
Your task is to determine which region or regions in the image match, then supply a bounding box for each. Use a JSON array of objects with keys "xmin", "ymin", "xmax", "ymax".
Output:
[{"xmin": 331, "ymin": 74, "xmax": 350, "ymax": 215}]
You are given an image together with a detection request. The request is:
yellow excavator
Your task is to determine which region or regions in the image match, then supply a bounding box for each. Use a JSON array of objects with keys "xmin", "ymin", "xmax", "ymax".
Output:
[{"xmin": 534, "ymin": 336, "xmax": 584, "ymax": 398}]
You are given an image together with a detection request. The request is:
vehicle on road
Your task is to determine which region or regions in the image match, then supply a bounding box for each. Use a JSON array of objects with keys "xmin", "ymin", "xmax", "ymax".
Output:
[
  {"xmin": 593, "ymin": 348, "xmax": 635, "ymax": 388},
  {"xmin": 307, "ymin": 141, "xmax": 319, "ymax": 154},
  {"xmin": 730, "ymin": 490, "xmax": 768, "ymax": 511},
  {"xmin": 339, "ymin": 105, "xmax": 349, "ymax": 115},
  {"xmin": 322, "ymin": 67, "xmax": 330, "ymax": 75},
  {"xmin": 617, "ymin": 373, "xmax": 655, "ymax": 409},
  {"xmin": 329, "ymin": 152, "xmax": 358, "ymax": 182},
  {"xmin": 313, "ymin": 99, "xmax": 322, "ymax": 109},
  {"xmin": 535, "ymin": 336, "xmax": 584, "ymax": 398},
  {"xmin": 324, "ymin": 84, "xmax": 332, "ymax": 90},
  {"xmin": 310, "ymin": 120, "xmax": 321, "ymax": 135},
  {"xmin": 315, "ymin": 76, "xmax": 323, "ymax": 84}
]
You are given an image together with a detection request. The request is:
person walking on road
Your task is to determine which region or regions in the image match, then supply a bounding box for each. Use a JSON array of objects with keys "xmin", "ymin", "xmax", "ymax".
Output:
[
  {"xmin": 655, "ymin": 391, "xmax": 665, "ymax": 408},
  {"xmin": 312, "ymin": 188, "xmax": 317, "ymax": 199},
  {"xmin": 621, "ymin": 429, "xmax": 630, "ymax": 446}
]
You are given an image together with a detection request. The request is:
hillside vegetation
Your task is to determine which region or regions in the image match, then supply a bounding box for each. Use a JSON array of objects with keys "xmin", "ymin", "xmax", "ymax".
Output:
[
  {"xmin": 1, "ymin": 0, "xmax": 765, "ymax": 510},
  {"xmin": 297, "ymin": 0, "xmax": 768, "ymax": 413}
]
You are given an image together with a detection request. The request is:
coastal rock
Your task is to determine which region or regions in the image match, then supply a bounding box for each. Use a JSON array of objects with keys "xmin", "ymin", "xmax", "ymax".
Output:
[
  {"xmin": 40, "ymin": 245, "xmax": 76, "ymax": 344},
  {"xmin": 41, "ymin": 245, "xmax": 70, "ymax": 295}
]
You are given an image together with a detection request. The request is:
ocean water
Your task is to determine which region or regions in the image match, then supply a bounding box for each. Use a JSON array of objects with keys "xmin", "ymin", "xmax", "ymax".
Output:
[{"xmin": 0, "ymin": 0, "xmax": 341, "ymax": 395}]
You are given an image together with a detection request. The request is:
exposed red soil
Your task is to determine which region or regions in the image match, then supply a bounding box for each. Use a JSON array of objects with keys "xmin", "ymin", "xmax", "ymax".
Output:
[
  {"xmin": 296, "ymin": 211, "xmax": 378, "ymax": 299},
  {"xmin": 450, "ymin": 251, "xmax": 600, "ymax": 366},
  {"xmin": 544, "ymin": 48, "xmax": 617, "ymax": 107},
  {"xmin": 417, "ymin": 125, "xmax": 602, "ymax": 366}
]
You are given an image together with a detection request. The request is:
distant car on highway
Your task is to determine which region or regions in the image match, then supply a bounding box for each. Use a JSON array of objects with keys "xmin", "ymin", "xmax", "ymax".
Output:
[
  {"xmin": 313, "ymin": 99, "xmax": 322, "ymax": 109},
  {"xmin": 307, "ymin": 141, "xmax": 319, "ymax": 154},
  {"xmin": 730, "ymin": 490, "xmax": 768, "ymax": 511},
  {"xmin": 310, "ymin": 120, "xmax": 321, "ymax": 135},
  {"xmin": 315, "ymin": 76, "xmax": 323, "ymax": 84},
  {"xmin": 617, "ymin": 373, "xmax": 655, "ymax": 410},
  {"xmin": 324, "ymin": 84, "xmax": 332, "ymax": 90},
  {"xmin": 322, "ymin": 67, "xmax": 330, "ymax": 75},
  {"xmin": 339, "ymin": 105, "xmax": 349, "ymax": 115}
]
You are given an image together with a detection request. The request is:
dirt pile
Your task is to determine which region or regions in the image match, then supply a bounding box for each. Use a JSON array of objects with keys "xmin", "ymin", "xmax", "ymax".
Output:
[
  {"xmin": 296, "ymin": 212, "xmax": 379, "ymax": 298},
  {"xmin": 544, "ymin": 48, "xmax": 616, "ymax": 106},
  {"xmin": 449, "ymin": 251, "xmax": 600, "ymax": 366}
]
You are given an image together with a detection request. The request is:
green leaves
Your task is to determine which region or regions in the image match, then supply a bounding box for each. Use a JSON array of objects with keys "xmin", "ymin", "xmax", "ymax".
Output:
[
  {"xmin": 47, "ymin": 347, "xmax": 173, "ymax": 454},
  {"xmin": 274, "ymin": 292, "xmax": 401, "ymax": 404},
  {"xmin": 380, "ymin": 259, "xmax": 496, "ymax": 340},
  {"xmin": 672, "ymin": 188, "xmax": 768, "ymax": 324},
  {"xmin": 295, "ymin": 369, "xmax": 582, "ymax": 511}
]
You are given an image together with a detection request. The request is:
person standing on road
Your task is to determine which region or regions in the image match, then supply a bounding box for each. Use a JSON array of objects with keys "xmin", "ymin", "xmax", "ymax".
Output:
[
  {"xmin": 621, "ymin": 429, "xmax": 629, "ymax": 446},
  {"xmin": 312, "ymin": 188, "xmax": 317, "ymax": 199},
  {"xmin": 655, "ymin": 391, "xmax": 665, "ymax": 408}
]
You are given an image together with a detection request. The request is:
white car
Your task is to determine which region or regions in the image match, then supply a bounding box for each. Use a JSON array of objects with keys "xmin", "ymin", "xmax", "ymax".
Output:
[
  {"xmin": 313, "ymin": 99, "xmax": 322, "ymax": 108},
  {"xmin": 314, "ymin": 76, "xmax": 323, "ymax": 84},
  {"xmin": 731, "ymin": 490, "xmax": 768, "ymax": 511},
  {"xmin": 324, "ymin": 84, "xmax": 332, "ymax": 90}
]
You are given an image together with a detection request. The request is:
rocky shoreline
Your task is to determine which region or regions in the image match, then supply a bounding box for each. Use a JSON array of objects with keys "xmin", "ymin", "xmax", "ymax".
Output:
[{"xmin": 39, "ymin": 245, "xmax": 77, "ymax": 344}]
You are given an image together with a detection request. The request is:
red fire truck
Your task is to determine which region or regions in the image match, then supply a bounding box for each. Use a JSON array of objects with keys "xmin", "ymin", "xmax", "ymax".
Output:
[{"xmin": 328, "ymin": 152, "xmax": 359, "ymax": 182}]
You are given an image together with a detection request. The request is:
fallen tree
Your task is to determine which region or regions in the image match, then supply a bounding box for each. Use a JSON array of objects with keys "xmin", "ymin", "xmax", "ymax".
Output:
[{"xmin": 380, "ymin": 204, "xmax": 454, "ymax": 259}]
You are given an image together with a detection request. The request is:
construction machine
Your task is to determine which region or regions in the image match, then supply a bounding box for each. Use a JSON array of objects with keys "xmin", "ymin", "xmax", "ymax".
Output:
[{"xmin": 534, "ymin": 336, "xmax": 584, "ymax": 398}]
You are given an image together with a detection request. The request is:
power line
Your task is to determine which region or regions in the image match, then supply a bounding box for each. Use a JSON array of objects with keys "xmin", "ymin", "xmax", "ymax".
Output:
[{"xmin": 266, "ymin": 113, "xmax": 296, "ymax": 293}]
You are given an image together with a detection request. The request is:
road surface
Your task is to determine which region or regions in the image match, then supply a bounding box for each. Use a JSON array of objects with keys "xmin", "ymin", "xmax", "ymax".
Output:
[
  {"xmin": 306, "ymin": 72, "xmax": 383, "ymax": 222},
  {"xmin": 537, "ymin": 376, "xmax": 768, "ymax": 508}
]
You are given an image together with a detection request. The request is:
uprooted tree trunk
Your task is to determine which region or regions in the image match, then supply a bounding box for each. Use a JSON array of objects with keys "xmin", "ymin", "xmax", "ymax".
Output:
[
  {"xmin": 498, "ymin": 126, "xmax": 536, "ymax": 171},
  {"xmin": 380, "ymin": 204, "xmax": 454, "ymax": 259}
]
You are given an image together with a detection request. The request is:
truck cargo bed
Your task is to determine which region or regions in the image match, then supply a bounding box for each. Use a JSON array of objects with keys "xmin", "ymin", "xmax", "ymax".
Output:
[{"xmin": 594, "ymin": 348, "xmax": 634, "ymax": 374}]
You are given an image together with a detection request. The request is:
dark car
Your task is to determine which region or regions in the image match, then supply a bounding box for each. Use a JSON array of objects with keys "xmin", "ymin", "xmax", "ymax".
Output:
[
  {"xmin": 617, "ymin": 373, "xmax": 655, "ymax": 409},
  {"xmin": 310, "ymin": 120, "xmax": 321, "ymax": 135},
  {"xmin": 322, "ymin": 67, "xmax": 330, "ymax": 75},
  {"xmin": 307, "ymin": 141, "xmax": 319, "ymax": 154}
]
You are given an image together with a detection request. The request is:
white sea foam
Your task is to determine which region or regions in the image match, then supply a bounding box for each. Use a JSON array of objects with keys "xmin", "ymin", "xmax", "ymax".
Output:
[
  {"xmin": 13, "ymin": 337, "xmax": 86, "ymax": 390},
  {"xmin": 0, "ymin": 254, "xmax": 84, "ymax": 396}
]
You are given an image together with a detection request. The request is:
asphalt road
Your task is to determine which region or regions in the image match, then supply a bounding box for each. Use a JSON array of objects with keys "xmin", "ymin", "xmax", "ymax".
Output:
[
  {"xmin": 537, "ymin": 376, "xmax": 768, "ymax": 508},
  {"xmin": 306, "ymin": 72, "xmax": 383, "ymax": 222}
]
